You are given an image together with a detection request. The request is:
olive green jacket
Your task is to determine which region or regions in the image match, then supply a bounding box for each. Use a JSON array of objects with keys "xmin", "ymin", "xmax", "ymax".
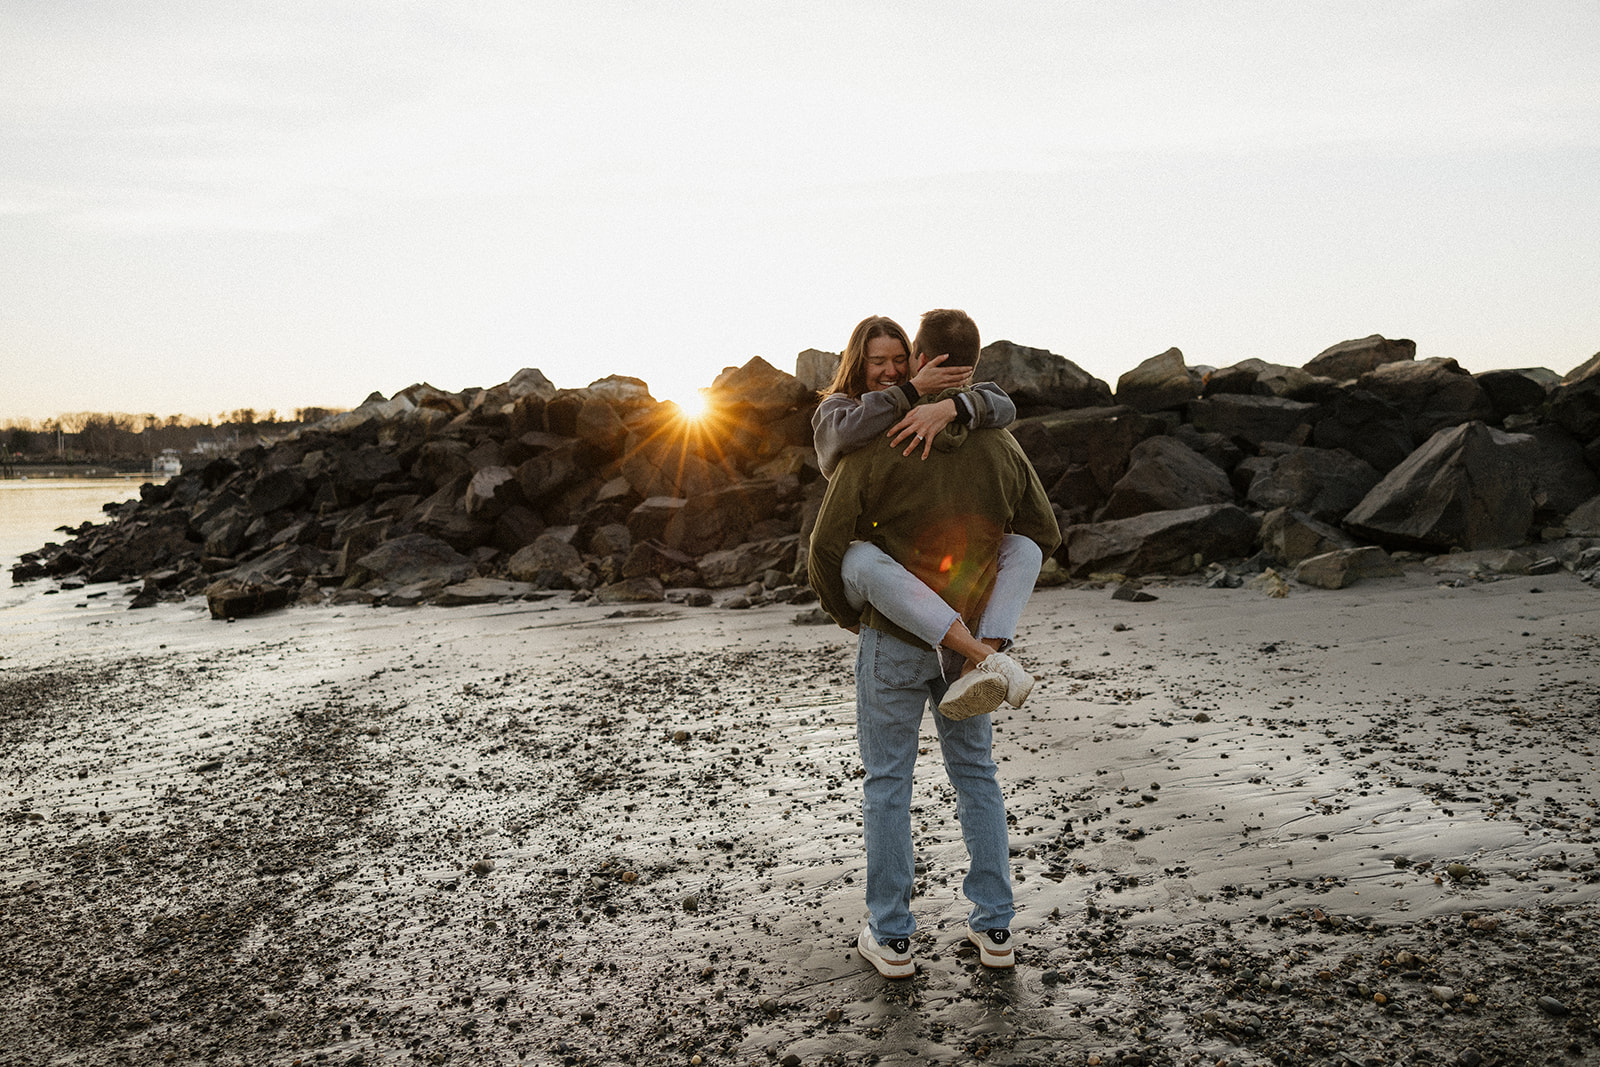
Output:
[{"xmin": 807, "ymin": 400, "xmax": 1061, "ymax": 649}]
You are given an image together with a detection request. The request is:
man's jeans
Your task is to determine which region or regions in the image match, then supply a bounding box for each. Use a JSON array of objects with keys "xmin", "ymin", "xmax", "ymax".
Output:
[{"xmin": 856, "ymin": 625, "xmax": 1014, "ymax": 941}]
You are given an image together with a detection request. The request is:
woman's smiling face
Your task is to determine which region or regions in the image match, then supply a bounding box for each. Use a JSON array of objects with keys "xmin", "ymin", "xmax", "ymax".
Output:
[{"xmin": 863, "ymin": 334, "xmax": 910, "ymax": 392}]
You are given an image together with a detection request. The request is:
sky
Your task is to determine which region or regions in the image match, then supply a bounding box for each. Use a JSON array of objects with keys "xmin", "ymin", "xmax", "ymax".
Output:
[{"xmin": 2, "ymin": 1, "xmax": 1597, "ymax": 424}]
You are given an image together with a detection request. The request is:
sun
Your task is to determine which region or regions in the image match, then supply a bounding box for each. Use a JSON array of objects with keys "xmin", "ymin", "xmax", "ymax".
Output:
[{"xmin": 670, "ymin": 389, "xmax": 711, "ymax": 421}]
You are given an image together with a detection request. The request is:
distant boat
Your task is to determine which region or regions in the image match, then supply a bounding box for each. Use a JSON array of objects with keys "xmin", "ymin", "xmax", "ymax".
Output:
[{"xmin": 152, "ymin": 449, "xmax": 183, "ymax": 476}]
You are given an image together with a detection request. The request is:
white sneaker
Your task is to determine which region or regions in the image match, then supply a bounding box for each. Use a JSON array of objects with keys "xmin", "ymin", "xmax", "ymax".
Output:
[
  {"xmin": 937, "ymin": 666, "xmax": 1007, "ymax": 721},
  {"xmin": 857, "ymin": 927, "xmax": 914, "ymax": 978},
  {"xmin": 967, "ymin": 925, "xmax": 1015, "ymax": 969},
  {"xmin": 986, "ymin": 651, "xmax": 1035, "ymax": 708}
]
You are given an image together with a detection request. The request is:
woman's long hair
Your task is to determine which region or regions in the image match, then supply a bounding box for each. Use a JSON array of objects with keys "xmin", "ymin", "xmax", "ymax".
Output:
[{"xmin": 821, "ymin": 316, "xmax": 912, "ymax": 399}]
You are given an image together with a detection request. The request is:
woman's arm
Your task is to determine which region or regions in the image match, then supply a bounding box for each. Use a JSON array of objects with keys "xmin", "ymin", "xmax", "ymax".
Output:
[
  {"xmin": 811, "ymin": 390, "xmax": 912, "ymax": 478},
  {"xmin": 968, "ymin": 382, "xmax": 1017, "ymax": 429}
]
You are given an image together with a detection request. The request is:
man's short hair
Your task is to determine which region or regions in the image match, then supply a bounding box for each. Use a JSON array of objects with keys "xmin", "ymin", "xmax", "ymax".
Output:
[{"xmin": 914, "ymin": 309, "xmax": 980, "ymax": 367}]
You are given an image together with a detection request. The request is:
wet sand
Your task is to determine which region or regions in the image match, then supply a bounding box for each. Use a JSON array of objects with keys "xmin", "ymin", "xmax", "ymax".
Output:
[{"xmin": 2, "ymin": 568, "xmax": 1597, "ymax": 1066}]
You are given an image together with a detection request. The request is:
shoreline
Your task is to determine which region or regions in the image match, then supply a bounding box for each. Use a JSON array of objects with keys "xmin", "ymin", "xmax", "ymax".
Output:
[{"xmin": 2, "ymin": 569, "xmax": 1597, "ymax": 1065}]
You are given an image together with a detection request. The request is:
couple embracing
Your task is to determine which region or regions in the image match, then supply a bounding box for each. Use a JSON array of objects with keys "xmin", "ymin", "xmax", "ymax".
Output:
[{"xmin": 807, "ymin": 308, "xmax": 1060, "ymax": 978}]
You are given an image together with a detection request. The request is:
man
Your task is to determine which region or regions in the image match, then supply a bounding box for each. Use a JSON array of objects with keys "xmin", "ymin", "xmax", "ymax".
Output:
[{"xmin": 808, "ymin": 308, "xmax": 1061, "ymax": 978}]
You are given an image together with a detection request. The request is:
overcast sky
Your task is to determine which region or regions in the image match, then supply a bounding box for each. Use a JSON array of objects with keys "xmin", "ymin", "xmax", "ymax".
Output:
[{"xmin": 2, "ymin": 1, "xmax": 1596, "ymax": 423}]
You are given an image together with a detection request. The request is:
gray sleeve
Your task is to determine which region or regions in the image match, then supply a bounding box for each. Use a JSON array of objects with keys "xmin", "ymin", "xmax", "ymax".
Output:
[
  {"xmin": 969, "ymin": 382, "xmax": 1017, "ymax": 429},
  {"xmin": 812, "ymin": 390, "xmax": 912, "ymax": 478}
]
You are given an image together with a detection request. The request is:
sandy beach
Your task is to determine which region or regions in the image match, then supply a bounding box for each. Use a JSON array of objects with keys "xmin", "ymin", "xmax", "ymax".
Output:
[{"xmin": 2, "ymin": 566, "xmax": 1597, "ymax": 1066}]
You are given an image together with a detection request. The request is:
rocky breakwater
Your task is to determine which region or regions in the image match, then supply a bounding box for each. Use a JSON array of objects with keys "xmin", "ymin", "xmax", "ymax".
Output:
[{"xmin": 12, "ymin": 337, "xmax": 1600, "ymax": 619}]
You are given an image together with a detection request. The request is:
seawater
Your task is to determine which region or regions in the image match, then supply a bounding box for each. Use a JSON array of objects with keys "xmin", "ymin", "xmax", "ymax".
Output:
[{"xmin": 0, "ymin": 479, "xmax": 149, "ymax": 600}]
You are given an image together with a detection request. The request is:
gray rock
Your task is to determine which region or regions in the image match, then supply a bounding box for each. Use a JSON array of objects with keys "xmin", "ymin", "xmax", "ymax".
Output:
[
  {"xmin": 1548, "ymin": 351, "xmax": 1600, "ymax": 440},
  {"xmin": 1302, "ymin": 335, "xmax": 1416, "ymax": 380},
  {"xmin": 246, "ymin": 468, "xmax": 308, "ymax": 515},
  {"xmin": 1293, "ymin": 547, "xmax": 1404, "ymax": 589},
  {"xmin": 1500, "ymin": 425, "xmax": 1600, "ymax": 522},
  {"xmin": 1244, "ymin": 447, "xmax": 1380, "ymax": 521},
  {"xmin": 662, "ymin": 480, "xmax": 781, "ymax": 556},
  {"xmin": 1187, "ymin": 394, "xmax": 1318, "ymax": 449},
  {"xmin": 697, "ymin": 537, "xmax": 799, "ymax": 589},
  {"xmin": 1065, "ymin": 504, "xmax": 1260, "ymax": 578},
  {"xmin": 1475, "ymin": 367, "xmax": 1555, "ymax": 420},
  {"xmin": 507, "ymin": 534, "xmax": 584, "ymax": 587},
  {"xmin": 1311, "ymin": 388, "xmax": 1426, "ymax": 473},
  {"xmin": 434, "ymin": 578, "xmax": 540, "ymax": 605},
  {"xmin": 575, "ymin": 397, "xmax": 628, "ymax": 456},
  {"xmin": 1564, "ymin": 495, "xmax": 1600, "ymax": 536},
  {"xmin": 594, "ymin": 576, "xmax": 667, "ymax": 604},
  {"xmin": 349, "ymin": 533, "xmax": 476, "ymax": 588},
  {"xmin": 514, "ymin": 442, "xmax": 586, "ymax": 504},
  {"xmin": 621, "ymin": 540, "xmax": 700, "ymax": 584},
  {"xmin": 1358, "ymin": 357, "xmax": 1494, "ymax": 445},
  {"xmin": 464, "ymin": 466, "xmax": 527, "ymax": 519},
  {"xmin": 1099, "ymin": 436, "xmax": 1234, "ymax": 520},
  {"xmin": 977, "ymin": 340, "xmax": 1112, "ymax": 414},
  {"xmin": 706, "ymin": 356, "xmax": 815, "ymax": 412},
  {"xmin": 507, "ymin": 367, "xmax": 558, "ymax": 400},
  {"xmin": 1115, "ymin": 348, "xmax": 1200, "ymax": 413},
  {"xmin": 1344, "ymin": 421, "xmax": 1535, "ymax": 551},
  {"xmin": 1426, "ymin": 549, "xmax": 1536, "ymax": 575},
  {"xmin": 1019, "ymin": 406, "xmax": 1168, "ymax": 498},
  {"xmin": 1259, "ymin": 507, "xmax": 1359, "ymax": 566},
  {"xmin": 794, "ymin": 348, "xmax": 840, "ymax": 392},
  {"xmin": 584, "ymin": 374, "xmax": 655, "ymax": 409}
]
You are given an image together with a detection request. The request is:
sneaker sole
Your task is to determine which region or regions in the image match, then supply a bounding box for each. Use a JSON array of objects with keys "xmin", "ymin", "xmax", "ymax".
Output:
[
  {"xmin": 939, "ymin": 675, "xmax": 1008, "ymax": 721},
  {"xmin": 858, "ymin": 944, "xmax": 914, "ymax": 979},
  {"xmin": 1005, "ymin": 674, "xmax": 1035, "ymax": 708},
  {"xmin": 967, "ymin": 930, "xmax": 1015, "ymax": 969}
]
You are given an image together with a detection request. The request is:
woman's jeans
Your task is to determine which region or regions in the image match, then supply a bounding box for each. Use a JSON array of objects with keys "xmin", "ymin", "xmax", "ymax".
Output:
[
  {"xmin": 855, "ymin": 626, "xmax": 1014, "ymax": 940},
  {"xmin": 841, "ymin": 534, "xmax": 1043, "ymax": 652}
]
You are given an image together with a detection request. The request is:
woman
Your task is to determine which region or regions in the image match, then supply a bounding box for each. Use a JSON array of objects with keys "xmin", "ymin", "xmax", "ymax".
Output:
[{"xmin": 812, "ymin": 315, "xmax": 1044, "ymax": 718}]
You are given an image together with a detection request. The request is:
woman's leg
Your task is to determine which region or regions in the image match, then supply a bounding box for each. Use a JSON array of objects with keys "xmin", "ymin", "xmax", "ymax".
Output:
[
  {"xmin": 841, "ymin": 541, "xmax": 990, "ymax": 659},
  {"xmin": 974, "ymin": 534, "xmax": 1044, "ymax": 654}
]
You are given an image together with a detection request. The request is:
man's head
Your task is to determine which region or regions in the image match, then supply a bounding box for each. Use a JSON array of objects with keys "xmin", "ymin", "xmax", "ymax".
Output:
[{"xmin": 911, "ymin": 309, "xmax": 980, "ymax": 369}]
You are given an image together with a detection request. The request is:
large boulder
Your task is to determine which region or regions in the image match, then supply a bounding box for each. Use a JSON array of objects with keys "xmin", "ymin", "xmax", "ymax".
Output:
[
  {"xmin": 696, "ymin": 537, "xmax": 798, "ymax": 588},
  {"xmin": 976, "ymin": 340, "xmax": 1112, "ymax": 415},
  {"xmin": 1018, "ymin": 406, "xmax": 1168, "ymax": 498},
  {"xmin": 1064, "ymin": 504, "xmax": 1261, "ymax": 578},
  {"xmin": 346, "ymin": 533, "xmax": 476, "ymax": 588},
  {"xmin": 1115, "ymin": 348, "xmax": 1200, "ymax": 413},
  {"xmin": 1548, "ymin": 351, "xmax": 1600, "ymax": 441},
  {"xmin": 575, "ymin": 397, "xmax": 628, "ymax": 456},
  {"xmin": 794, "ymin": 349, "xmax": 840, "ymax": 392},
  {"xmin": 1098, "ymin": 436, "xmax": 1234, "ymax": 521},
  {"xmin": 662, "ymin": 481, "xmax": 781, "ymax": 556},
  {"xmin": 1186, "ymin": 394, "xmax": 1318, "ymax": 449},
  {"xmin": 246, "ymin": 468, "xmax": 308, "ymax": 516},
  {"xmin": 1357, "ymin": 357, "xmax": 1494, "ymax": 445},
  {"xmin": 706, "ymin": 356, "xmax": 814, "ymax": 413},
  {"xmin": 506, "ymin": 534, "xmax": 585, "ymax": 588},
  {"xmin": 1498, "ymin": 425, "xmax": 1600, "ymax": 523},
  {"xmin": 464, "ymin": 466, "xmax": 527, "ymax": 519},
  {"xmin": 508, "ymin": 367, "xmax": 558, "ymax": 401},
  {"xmin": 1310, "ymin": 389, "xmax": 1416, "ymax": 473},
  {"xmin": 1243, "ymin": 447, "xmax": 1381, "ymax": 521},
  {"xmin": 1343, "ymin": 421, "xmax": 1536, "ymax": 551},
  {"xmin": 1303, "ymin": 335, "xmax": 1416, "ymax": 380},
  {"xmin": 1564, "ymin": 495, "xmax": 1600, "ymax": 537},
  {"xmin": 1475, "ymin": 368, "xmax": 1556, "ymax": 421},
  {"xmin": 619, "ymin": 427, "xmax": 736, "ymax": 499}
]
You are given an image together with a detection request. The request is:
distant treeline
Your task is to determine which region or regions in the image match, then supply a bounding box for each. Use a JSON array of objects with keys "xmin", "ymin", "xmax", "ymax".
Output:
[{"xmin": 2, "ymin": 408, "xmax": 347, "ymax": 464}]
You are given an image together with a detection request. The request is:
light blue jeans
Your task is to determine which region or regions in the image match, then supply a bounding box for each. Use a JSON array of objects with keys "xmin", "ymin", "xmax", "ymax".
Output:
[
  {"xmin": 856, "ymin": 626, "xmax": 1014, "ymax": 941},
  {"xmin": 842, "ymin": 534, "xmax": 1044, "ymax": 652}
]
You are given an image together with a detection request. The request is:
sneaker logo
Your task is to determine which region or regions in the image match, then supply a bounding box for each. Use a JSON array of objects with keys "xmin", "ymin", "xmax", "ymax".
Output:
[
  {"xmin": 988, "ymin": 930, "xmax": 1009, "ymax": 945},
  {"xmin": 888, "ymin": 938, "xmax": 910, "ymax": 954}
]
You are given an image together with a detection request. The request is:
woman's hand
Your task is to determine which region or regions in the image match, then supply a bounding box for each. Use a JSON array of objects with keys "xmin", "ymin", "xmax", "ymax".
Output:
[
  {"xmin": 908, "ymin": 353, "xmax": 970, "ymax": 396},
  {"xmin": 888, "ymin": 399, "xmax": 959, "ymax": 459}
]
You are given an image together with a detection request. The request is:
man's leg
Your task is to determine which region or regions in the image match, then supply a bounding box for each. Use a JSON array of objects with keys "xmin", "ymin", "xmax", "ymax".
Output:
[
  {"xmin": 856, "ymin": 627, "xmax": 941, "ymax": 943},
  {"xmin": 930, "ymin": 694, "xmax": 1014, "ymax": 936}
]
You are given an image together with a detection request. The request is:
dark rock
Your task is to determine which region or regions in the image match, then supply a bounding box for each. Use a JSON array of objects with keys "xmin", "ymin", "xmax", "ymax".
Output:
[
  {"xmin": 627, "ymin": 497, "xmax": 688, "ymax": 544},
  {"xmin": 1344, "ymin": 422, "xmax": 1536, "ymax": 551},
  {"xmin": 575, "ymin": 397, "xmax": 628, "ymax": 456},
  {"xmin": 506, "ymin": 534, "xmax": 584, "ymax": 588},
  {"xmin": 514, "ymin": 442, "xmax": 587, "ymax": 504},
  {"xmin": 246, "ymin": 468, "xmax": 307, "ymax": 515},
  {"xmin": 1259, "ymin": 508, "xmax": 1359, "ymax": 566},
  {"xmin": 697, "ymin": 537, "xmax": 799, "ymax": 589},
  {"xmin": 1112, "ymin": 584, "xmax": 1157, "ymax": 602},
  {"xmin": 595, "ymin": 576, "xmax": 667, "ymax": 604},
  {"xmin": 464, "ymin": 466, "xmax": 528, "ymax": 519},
  {"xmin": 433, "ymin": 578, "xmax": 539, "ymax": 606},
  {"xmin": 1311, "ymin": 388, "xmax": 1415, "ymax": 473},
  {"xmin": 621, "ymin": 540, "xmax": 700, "ymax": 584},
  {"xmin": 1008, "ymin": 420, "xmax": 1071, "ymax": 489},
  {"xmin": 1065, "ymin": 504, "xmax": 1261, "ymax": 578},
  {"xmin": 588, "ymin": 523, "xmax": 632, "ymax": 559},
  {"xmin": 1302, "ymin": 335, "xmax": 1416, "ymax": 380},
  {"xmin": 1243, "ymin": 447, "xmax": 1380, "ymax": 521},
  {"xmin": 1475, "ymin": 367, "xmax": 1555, "ymax": 420},
  {"xmin": 347, "ymin": 533, "xmax": 476, "ymax": 588},
  {"xmin": 508, "ymin": 367, "xmax": 557, "ymax": 400},
  {"xmin": 1169, "ymin": 425, "xmax": 1244, "ymax": 472},
  {"xmin": 663, "ymin": 481, "xmax": 781, "ymax": 556},
  {"xmin": 1115, "ymin": 348, "xmax": 1200, "ymax": 413},
  {"xmin": 491, "ymin": 505, "xmax": 545, "ymax": 553},
  {"xmin": 1548, "ymin": 351, "xmax": 1600, "ymax": 440},
  {"xmin": 620, "ymin": 426, "xmax": 736, "ymax": 500},
  {"xmin": 1019, "ymin": 406, "xmax": 1168, "ymax": 498},
  {"xmin": 1187, "ymin": 394, "xmax": 1317, "ymax": 450},
  {"xmin": 1500, "ymin": 425, "xmax": 1600, "ymax": 523},
  {"xmin": 1099, "ymin": 436, "xmax": 1233, "ymax": 521},
  {"xmin": 205, "ymin": 580, "xmax": 291, "ymax": 620},
  {"xmin": 1357, "ymin": 357, "xmax": 1494, "ymax": 445},
  {"xmin": 976, "ymin": 340, "xmax": 1112, "ymax": 415},
  {"xmin": 1565, "ymin": 495, "xmax": 1600, "ymax": 536}
]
